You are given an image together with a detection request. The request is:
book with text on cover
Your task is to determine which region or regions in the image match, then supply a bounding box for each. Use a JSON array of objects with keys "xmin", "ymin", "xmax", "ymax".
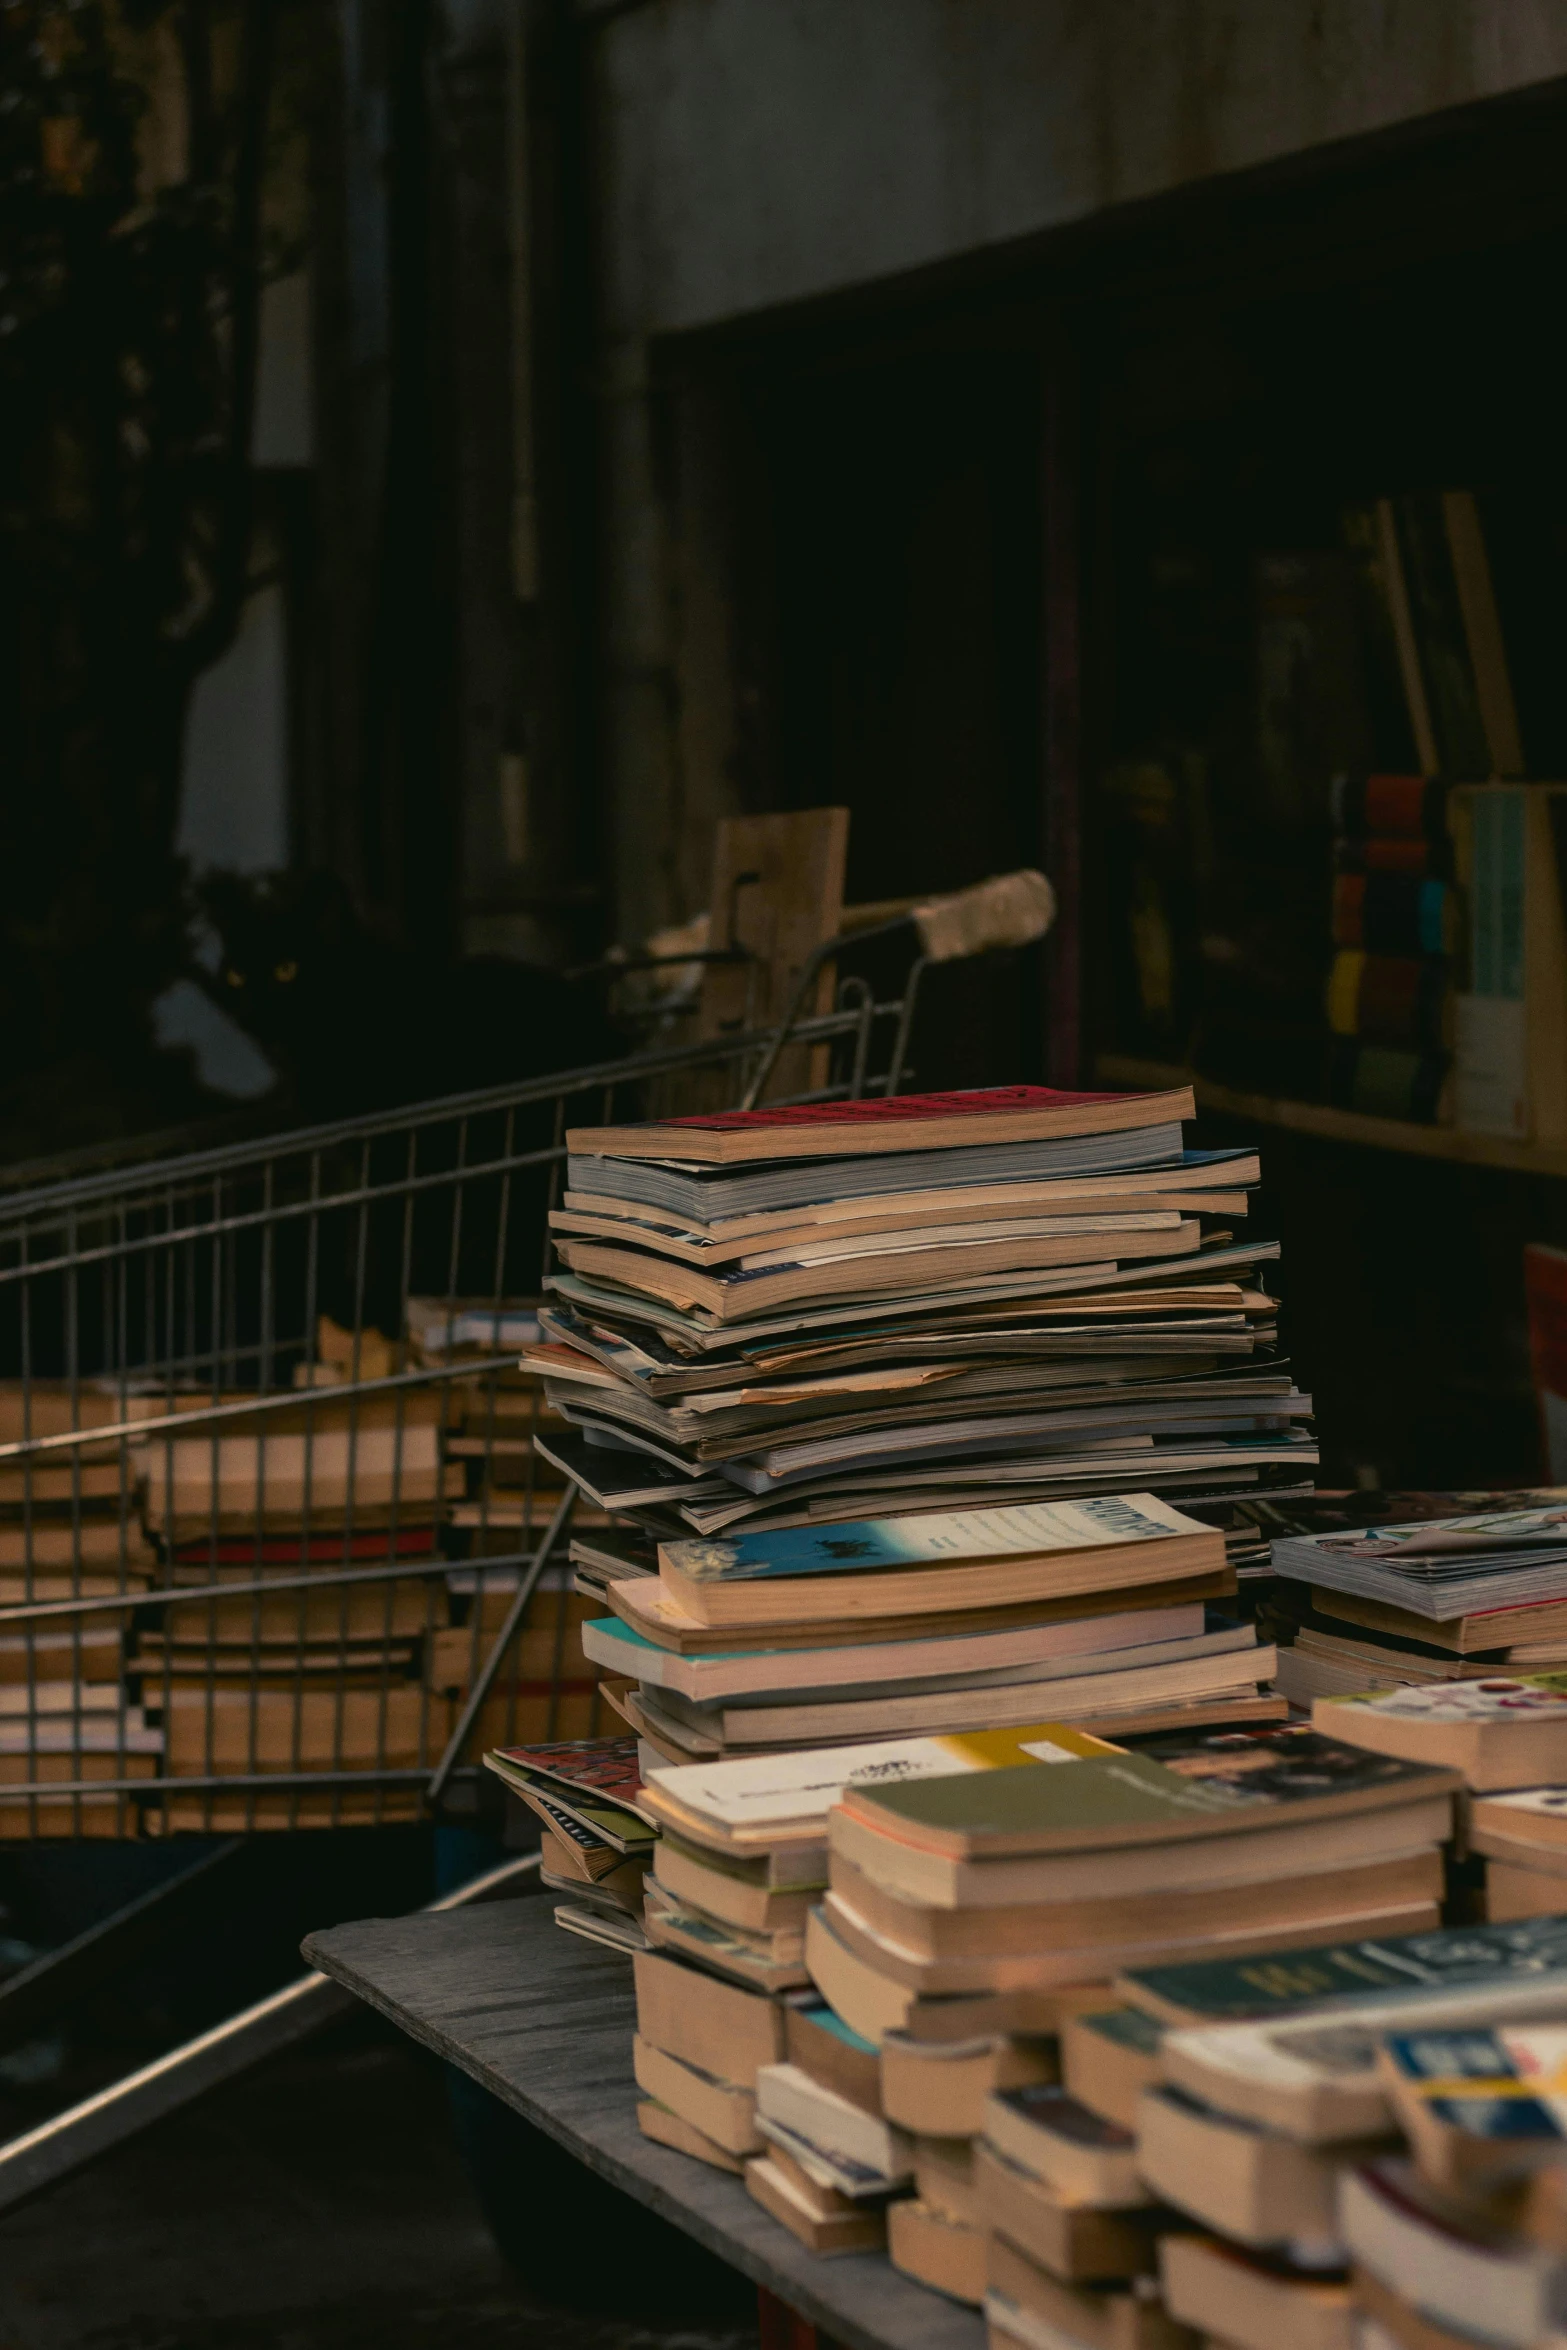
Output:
[
  {"xmin": 565, "ymin": 1085, "xmax": 1196, "ymax": 1167},
  {"xmin": 835, "ymin": 1724, "xmax": 1459, "ymax": 1858},
  {"xmin": 637, "ymin": 1721, "xmax": 1115, "ymax": 1848},
  {"xmin": 661, "ymin": 1494, "xmax": 1209, "ymax": 1585},
  {"xmin": 654, "ymin": 1495, "xmax": 1225, "ymax": 1630}
]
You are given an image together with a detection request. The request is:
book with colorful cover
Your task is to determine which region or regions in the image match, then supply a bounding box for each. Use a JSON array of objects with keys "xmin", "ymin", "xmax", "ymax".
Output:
[
  {"xmin": 640, "ymin": 1722, "xmax": 1115, "ymax": 1844},
  {"xmin": 1380, "ymin": 2024, "xmax": 1567, "ymax": 2159},
  {"xmin": 1272, "ymin": 1505, "xmax": 1567, "ymax": 1620},
  {"xmin": 483, "ymin": 1736, "xmax": 657, "ymax": 1846},
  {"xmin": 660, "ymin": 1493, "xmax": 1206, "ymax": 1587}
]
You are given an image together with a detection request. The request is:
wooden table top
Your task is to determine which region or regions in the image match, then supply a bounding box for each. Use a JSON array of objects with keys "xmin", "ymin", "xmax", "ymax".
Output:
[{"xmin": 303, "ymin": 1893, "xmax": 983, "ymax": 2350}]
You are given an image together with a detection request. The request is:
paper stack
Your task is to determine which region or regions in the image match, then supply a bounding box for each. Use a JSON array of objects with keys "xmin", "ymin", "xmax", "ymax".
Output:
[
  {"xmin": 584, "ymin": 1492, "xmax": 1280, "ymax": 1774},
  {"xmin": 1269, "ymin": 1500, "xmax": 1567, "ymax": 1709},
  {"xmin": 536, "ymin": 1083, "xmax": 1313, "ymax": 1545},
  {"xmin": 1118, "ymin": 1916, "xmax": 1567, "ymax": 2350},
  {"xmin": 485, "ymin": 1736, "xmax": 656, "ymax": 1948}
]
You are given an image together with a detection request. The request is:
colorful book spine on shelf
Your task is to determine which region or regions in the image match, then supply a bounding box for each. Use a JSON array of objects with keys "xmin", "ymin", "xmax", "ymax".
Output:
[
  {"xmin": 1325, "ymin": 951, "xmax": 1450, "ymax": 1054},
  {"xmin": 1331, "ymin": 873, "xmax": 1457, "ymax": 956},
  {"xmin": 1451, "ymin": 784, "xmax": 1567, "ymax": 1144},
  {"xmin": 1327, "ymin": 776, "xmax": 1453, "ymax": 1124}
]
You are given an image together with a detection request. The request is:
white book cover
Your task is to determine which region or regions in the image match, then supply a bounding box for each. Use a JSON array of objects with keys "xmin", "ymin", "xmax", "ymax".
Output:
[{"xmin": 647, "ymin": 1722, "xmax": 1104, "ymax": 1831}]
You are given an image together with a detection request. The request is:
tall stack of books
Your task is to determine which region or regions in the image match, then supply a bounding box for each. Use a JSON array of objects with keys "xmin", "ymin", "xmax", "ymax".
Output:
[
  {"xmin": 1326, "ymin": 774, "xmax": 1455, "ymax": 1124},
  {"xmin": 537, "ymin": 1085, "xmax": 1312, "ymax": 1544},
  {"xmin": 135, "ymin": 1384, "xmax": 459, "ymax": 1827}
]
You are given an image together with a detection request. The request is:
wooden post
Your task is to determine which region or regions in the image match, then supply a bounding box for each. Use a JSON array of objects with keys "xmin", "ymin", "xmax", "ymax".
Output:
[{"xmin": 1042, "ymin": 333, "xmax": 1082, "ymax": 1086}]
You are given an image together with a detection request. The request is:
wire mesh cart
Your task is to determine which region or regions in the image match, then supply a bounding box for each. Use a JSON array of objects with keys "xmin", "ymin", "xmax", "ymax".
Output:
[{"xmin": 0, "ymin": 868, "xmax": 1053, "ymax": 2207}]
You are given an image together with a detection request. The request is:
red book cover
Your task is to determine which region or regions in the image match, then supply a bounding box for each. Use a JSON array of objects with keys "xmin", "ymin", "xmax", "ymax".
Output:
[
  {"xmin": 491, "ymin": 1735, "xmax": 644, "ymax": 1805},
  {"xmin": 567, "ymin": 1083, "xmax": 1195, "ymax": 1165},
  {"xmin": 170, "ymin": 1526, "xmax": 442, "ymax": 1565},
  {"xmin": 655, "ymin": 1086, "xmax": 1138, "ymax": 1134},
  {"xmin": 1525, "ymin": 1243, "xmax": 1567, "ymax": 1481}
]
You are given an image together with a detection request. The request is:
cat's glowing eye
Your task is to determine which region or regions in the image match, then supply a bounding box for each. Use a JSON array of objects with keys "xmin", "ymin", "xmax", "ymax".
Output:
[
  {"xmin": 225, "ymin": 968, "xmax": 244, "ymax": 988},
  {"xmin": 274, "ymin": 961, "xmax": 298, "ymax": 983}
]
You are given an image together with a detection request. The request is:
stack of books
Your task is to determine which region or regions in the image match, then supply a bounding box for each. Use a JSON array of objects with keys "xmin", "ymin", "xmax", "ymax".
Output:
[
  {"xmin": 630, "ymin": 1722, "xmax": 1114, "ymax": 2003},
  {"xmin": 0, "ymin": 1380, "xmax": 161, "ymax": 1833},
  {"xmin": 751, "ymin": 2020, "xmax": 912, "ymax": 2256},
  {"xmin": 1326, "ymin": 774, "xmax": 1455, "ymax": 1124},
  {"xmin": 0, "ymin": 1380, "xmax": 158, "ymax": 1581},
  {"xmin": 584, "ymin": 1495, "xmax": 1278, "ymax": 1770},
  {"xmin": 1126, "ymin": 1916, "xmax": 1567, "ymax": 2350},
  {"xmin": 629, "ymin": 1941, "xmax": 796, "ymax": 2184},
  {"xmin": 809, "ymin": 1723, "xmax": 1455, "ymax": 2058},
  {"xmin": 1269, "ymin": 1500, "xmax": 1567, "ymax": 1714},
  {"xmin": 134, "ymin": 1386, "xmax": 458, "ymax": 1827},
  {"xmin": 485, "ymin": 1737, "xmax": 655, "ymax": 1945},
  {"xmin": 1295, "ymin": 1659, "xmax": 1567, "ymax": 1927},
  {"xmin": 140, "ymin": 1389, "xmax": 459, "ymax": 1553},
  {"xmin": 534, "ymin": 1084, "xmax": 1313, "ymax": 1542}
]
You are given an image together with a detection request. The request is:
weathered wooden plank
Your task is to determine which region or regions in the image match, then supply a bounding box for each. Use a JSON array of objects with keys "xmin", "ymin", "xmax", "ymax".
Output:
[{"xmin": 304, "ymin": 1896, "xmax": 982, "ymax": 2350}]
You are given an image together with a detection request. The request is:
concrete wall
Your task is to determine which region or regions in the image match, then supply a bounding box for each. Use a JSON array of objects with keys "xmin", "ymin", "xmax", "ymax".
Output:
[
  {"xmin": 584, "ymin": 0, "xmax": 1567, "ymax": 946},
  {"xmin": 593, "ymin": 0, "xmax": 1567, "ymax": 337}
]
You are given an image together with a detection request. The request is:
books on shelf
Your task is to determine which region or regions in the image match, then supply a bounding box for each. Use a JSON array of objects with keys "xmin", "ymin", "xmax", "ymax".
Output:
[{"xmin": 1450, "ymin": 782, "xmax": 1567, "ymax": 1144}]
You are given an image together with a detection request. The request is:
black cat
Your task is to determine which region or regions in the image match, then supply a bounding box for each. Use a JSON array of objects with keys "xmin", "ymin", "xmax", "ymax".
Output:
[{"xmin": 198, "ymin": 872, "xmax": 623, "ymax": 1123}]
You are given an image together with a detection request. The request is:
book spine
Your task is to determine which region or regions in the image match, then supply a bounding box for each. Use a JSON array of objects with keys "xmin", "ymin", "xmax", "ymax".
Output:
[
  {"xmin": 1334, "ymin": 836, "xmax": 1454, "ymax": 879},
  {"xmin": 1331, "ymin": 873, "xmax": 1457, "ymax": 953},
  {"xmin": 1393, "ymin": 490, "xmax": 1492, "ymax": 781},
  {"xmin": 1442, "ymin": 489, "xmax": 1523, "ymax": 777},
  {"xmin": 1331, "ymin": 775, "xmax": 1449, "ymax": 841},
  {"xmin": 1325, "ymin": 953, "xmax": 1450, "ymax": 1053},
  {"xmin": 1454, "ymin": 785, "xmax": 1528, "ymax": 1138}
]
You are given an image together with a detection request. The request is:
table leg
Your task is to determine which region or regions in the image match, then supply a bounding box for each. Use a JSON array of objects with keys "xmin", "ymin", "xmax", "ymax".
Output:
[{"xmin": 756, "ymin": 2284, "xmax": 840, "ymax": 2349}]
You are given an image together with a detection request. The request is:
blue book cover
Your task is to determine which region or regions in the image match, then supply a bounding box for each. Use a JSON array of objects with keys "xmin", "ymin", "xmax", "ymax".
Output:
[{"xmin": 662, "ymin": 1493, "xmax": 1199, "ymax": 1586}]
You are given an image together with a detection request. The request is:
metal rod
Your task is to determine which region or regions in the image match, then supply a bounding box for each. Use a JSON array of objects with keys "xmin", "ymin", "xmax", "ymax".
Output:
[
  {"xmin": 0, "ymin": 1839, "xmax": 247, "ymax": 2055},
  {"xmin": 426, "ymin": 1484, "xmax": 575, "ymax": 1804},
  {"xmin": 0, "ymin": 1011, "xmax": 876, "ymax": 1228},
  {"xmin": 0, "ymin": 1852, "xmax": 541, "ymax": 2215},
  {"xmin": 739, "ymin": 918, "xmax": 916, "ymax": 1110},
  {"xmin": 0, "ymin": 1541, "xmax": 548, "ymax": 1629},
  {"xmin": 0, "ymin": 1354, "xmax": 522, "ymax": 1467}
]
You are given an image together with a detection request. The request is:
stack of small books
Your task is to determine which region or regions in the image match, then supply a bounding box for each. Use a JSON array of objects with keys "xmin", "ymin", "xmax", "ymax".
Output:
[
  {"xmin": 586, "ymin": 1492, "xmax": 1279, "ymax": 1770},
  {"xmin": 534, "ymin": 1083, "xmax": 1314, "ymax": 1543},
  {"xmin": 1298, "ymin": 1649, "xmax": 1567, "ymax": 1927},
  {"xmin": 485, "ymin": 1736, "xmax": 656, "ymax": 1947},
  {"xmin": 1124, "ymin": 1911, "xmax": 1567, "ymax": 2350},
  {"xmin": 1270, "ymin": 1499, "xmax": 1567, "ymax": 1714}
]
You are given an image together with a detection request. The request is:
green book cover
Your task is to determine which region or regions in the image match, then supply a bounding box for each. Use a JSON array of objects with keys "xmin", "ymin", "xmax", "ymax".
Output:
[
  {"xmin": 846, "ymin": 1752, "xmax": 1243, "ymax": 1845},
  {"xmin": 843, "ymin": 1725, "xmax": 1450, "ymax": 1852},
  {"xmin": 1121, "ymin": 1915, "xmax": 1567, "ymax": 2026}
]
